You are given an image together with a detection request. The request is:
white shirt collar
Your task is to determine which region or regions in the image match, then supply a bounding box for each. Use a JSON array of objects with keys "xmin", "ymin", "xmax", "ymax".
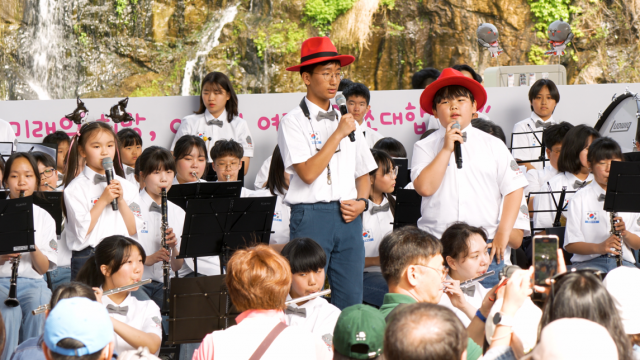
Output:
[
  {"xmin": 369, "ymin": 195, "xmax": 389, "ymax": 207},
  {"xmin": 81, "ymin": 165, "xmax": 102, "ymax": 181},
  {"xmin": 139, "ymin": 188, "xmax": 155, "ymax": 206},
  {"xmin": 204, "ymin": 109, "xmax": 228, "ymax": 122},
  {"xmin": 304, "ymin": 97, "xmax": 334, "ymax": 120},
  {"xmin": 530, "ymin": 111, "xmax": 555, "ymax": 124}
]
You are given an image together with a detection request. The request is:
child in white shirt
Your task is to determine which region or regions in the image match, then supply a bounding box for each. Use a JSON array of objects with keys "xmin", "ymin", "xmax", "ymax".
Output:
[
  {"xmin": 117, "ymin": 128, "xmax": 142, "ymax": 189},
  {"xmin": 512, "ymin": 79, "xmax": 561, "ymax": 171},
  {"xmin": 564, "ymin": 137, "xmax": 640, "ymax": 272},
  {"xmin": 209, "ymin": 139, "xmax": 254, "ymax": 197},
  {"xmin": 42, "ymin": 131, "xmax": 70, "ymax": 185},
  {"xmin": 524, "ymin": 122, "xmax": 573, "ymax": 197},
  {"xmin": 281, "ymin": 238, "xmax": 341, "ymax": 350},
  {"xmin": 170, "ymin": 72, "xmax": 253, "ymax": 174},
  {"xmin": 342, "ymin": 83, "xmax": 383, "ymax": 148},
  {"xmin": 172, "ymin": 135, "xmax": 208, "ymax": 185}
]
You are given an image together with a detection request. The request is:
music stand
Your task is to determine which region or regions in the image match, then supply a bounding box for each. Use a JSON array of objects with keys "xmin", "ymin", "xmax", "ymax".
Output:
[
  {"xmin": 623, "ymin": 152, "xmax": 640, "ymax": 162},
  {"xmin": 510, "ymin": 129, "xmax": 548, "ymax": 167},
  {"xmin": 204, "ymin": 162, "xmax": 245, "ymax": 186},
  {"xmin": 17, "ymin": 143, "xmax": 58, "ymax": 169},
  {"xmin": 177, "ymin": 196, "xmax": 277, "ymax": 275},
  {"xmin": 393, "ymin": 189, "xmax": 422, "ymax": 229},
  {"xmin": 167, "ymin": 181, "xmax": 242, "ymax": 211},
  {"xmin": 604, "ymin": 162, "xmax": 640, "ymax": 213},
  {"xmin": 33, "ymin": 192, "xmax": 64, "ymax": 235},
  {"xmin": 0, "ymin": 196, "xmax": 36, "ymax": 255},
  {"xmin": 166, "ymin": 274, "xmax": 239, "ymax": 345},
  {"xmin": 392, "ymin": 158, "xmax": 410, "ymax": 193}
]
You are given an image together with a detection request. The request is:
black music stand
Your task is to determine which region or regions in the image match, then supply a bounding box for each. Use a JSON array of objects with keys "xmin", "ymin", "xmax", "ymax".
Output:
[
  {"xmin": 17, "ymin": 143, "xmax": 58, "ymax": 169},
  {"xmin": 177, "ymin": 196, "xmax": 277, "ymax": 275},
  {"xmin": 604, "ymin": 162, "xmax": 640, "ymax": 213},
  {"xmin": 166, "ymin": 274, "xmax": 239, "ymax": 345},
  {"xmin": 393, "ymin": 189, "xmax": 422, "ymax": 229},
  {"xmin": 34, "ymin": 192, "xmax": 64, "ymax": 235},
  {"xmin": 204, "ymin": 162, "xmax": 245, "ymax": 186},
  {"xmin": 510, "ymin": 129, "xmax": 548, "ymax": 167},
  {"xmin": 623, "ymin": 152, "xmax": 640, "ymax": 162},
  {"xmin": 0, "ymin": 196, "xmax": 36, "ymax": 255},
  {"xmin": 392, "ymin": 158, "xmax": 410, "ymax": 193},
  {"xmin": 167, "ymin": 181, "xmax": 242, "ymax": 211}
]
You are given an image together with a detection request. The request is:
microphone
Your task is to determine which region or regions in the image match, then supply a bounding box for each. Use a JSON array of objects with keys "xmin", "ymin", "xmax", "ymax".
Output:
[
  {"xmin": 499, "ymin": 265, "xmax": 522, "ymax": 280},
  {"xmin": 335, "ymin": 94, "xmax": 356, "ymax": 142},
  {"xmin": 102, "ymin": 157, "xmax": 118, "ymax": 211},
  {"xmin": 452, "ymin": 121, "xmax": 463, "ymax": 169}
]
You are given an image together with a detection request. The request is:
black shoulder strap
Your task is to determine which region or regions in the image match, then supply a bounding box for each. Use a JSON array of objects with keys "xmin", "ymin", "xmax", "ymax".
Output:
[{"xmin": 299, "ymin": 97, "xmax": 311, "ymax": 120}]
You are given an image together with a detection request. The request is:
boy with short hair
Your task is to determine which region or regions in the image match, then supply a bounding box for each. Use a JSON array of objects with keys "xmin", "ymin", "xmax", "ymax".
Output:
[
  {"xmin": 525, "ymin": 121, "xmax": 574, "ymax": 196},
  {"xmin": 42, "ymin": 131, "xmax": 71, "ymax": 184},
  {"xmin": 342, "ymin": 83, "xmax": 383, "ymax": 148},
  {"xmin": 209, "ymin": 139, "xmax": 254, "ymax": 197},
  {"xmin": 278, "ymin": 37, "xmax": 378, "ymax": 310},
  {"xmin": 411, "ymin": 68, "xmax": 528, "ymax": 286},
  {"xmin": 117, "ymin": 128, "xmax": 143, "ymax": 188}
]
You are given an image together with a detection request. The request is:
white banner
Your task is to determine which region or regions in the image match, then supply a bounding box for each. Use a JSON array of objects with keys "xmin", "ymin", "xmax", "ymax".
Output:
[{"xmin": 1, "ymin": 83, "xmax": 638, "ymax": 188}]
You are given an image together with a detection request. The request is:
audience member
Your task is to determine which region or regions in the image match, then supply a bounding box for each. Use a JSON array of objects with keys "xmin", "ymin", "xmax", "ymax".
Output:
[
  {"xmin": 412, "ymin": 68, "xmax": 440, "ymax": 89},
  {"xmin": 333, "ymin": 305, "xmax": 384, "ymax": 360},
  {"xmin": 603, "ymin": 266, "xmax": 640, "ymax": 358}
]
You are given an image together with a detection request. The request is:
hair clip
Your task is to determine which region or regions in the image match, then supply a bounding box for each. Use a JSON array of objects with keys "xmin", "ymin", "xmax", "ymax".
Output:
[
  {"xmin": 65, "ymin": 97, "xmax": 90, "ymax": 125},
  {"xmin": 106, "ymin": 97, "xmax": 134, "ymax": 124}
]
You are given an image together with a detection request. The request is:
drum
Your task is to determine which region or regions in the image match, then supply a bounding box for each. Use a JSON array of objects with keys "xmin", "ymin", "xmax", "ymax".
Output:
[{"xmin": 593, "ymin": 90, "xmax": 640, "ymax": 153}]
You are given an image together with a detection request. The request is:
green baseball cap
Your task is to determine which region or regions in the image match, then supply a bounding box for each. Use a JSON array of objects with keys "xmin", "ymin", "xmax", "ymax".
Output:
[{"xmin": 333, "ymin": 304, "xmax": 385, "ymax": 359}]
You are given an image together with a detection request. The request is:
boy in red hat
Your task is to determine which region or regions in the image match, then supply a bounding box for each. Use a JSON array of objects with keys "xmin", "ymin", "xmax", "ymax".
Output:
[
  {"xmin": 411, "ymin": 68, "xmax": 528, "ymax": 287},
  {"xmin": 277, "ymin": 37, "xmax": 377, "ymax": 310}
]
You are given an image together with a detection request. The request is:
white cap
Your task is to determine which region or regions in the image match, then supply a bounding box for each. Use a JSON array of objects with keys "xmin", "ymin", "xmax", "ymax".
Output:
[
  {"xmin": 523, "ymin": 318, "xmax": 618, "ymax": 360},
  {"xmin": 485, "ymin": 298, "xmax": 542, "ymax": 353},
  {"xmin": 603, "ymin": 266, "xmax": 640, "ymax": 335}
]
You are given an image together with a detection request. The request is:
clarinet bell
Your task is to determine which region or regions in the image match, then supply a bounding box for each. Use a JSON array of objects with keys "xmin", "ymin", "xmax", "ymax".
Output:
[{"xmin": 4, "ymin": 295, "xmax": 19, "ymax": 307}]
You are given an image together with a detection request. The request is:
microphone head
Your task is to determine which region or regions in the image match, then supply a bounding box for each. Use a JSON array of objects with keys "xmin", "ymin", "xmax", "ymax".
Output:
[
  {"xmin": 451, "ymin": 121, "xmax": 461, "ymax": 130},
  {"xmin": 500, "ymin": 265, "xmax": 522, "ymax": 279},
  {"xmin": 102, "ymin": 157, "xmax": 113, "ymax": 169},
  {"xmin": 335, "ymin": 93, "xmax": 347, "ymax": 107}
]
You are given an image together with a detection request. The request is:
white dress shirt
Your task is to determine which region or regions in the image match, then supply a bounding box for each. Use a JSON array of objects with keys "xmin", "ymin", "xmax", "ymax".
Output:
[
  {"xmin": 285, "ymin": 294, "xmax": 341, "ymax": 344},
  {"xmin": 57, "ymin": 219, "xmax": 72, "ymax": 267},
  {"xmin": 123, "ymin": 165, "xmax": 140, "ymax": 189},
  {"xmin": 411, "ymin": 125, "xmax": 528, "ymax": 239},
  {"xmin": 254, "ymin": 156, "xmax": 272, "ymax": 190},
  {"xmin": 533, "ymin": 172, "xmax": 594, "ymax": 232},
  {"xmin": 525, "ymin": 165, "xmax": 559, "ymax": 196},
  {"xmin": 438, "ymin": 275, "xmax": 490, "ymax": 327},
  {"xmin": 564, "ymin": 181, "xmax": 640, "ymax": 263},
  {"xmin": 362, "ymin": 197, "xmax": 394, "ymax": 272},
  {"xmin": 170, "ymin": 109, "xmax": 254, "ymax": 158},
  {"xmin": 362, "ymin": 125, "xmax": 384, "ymax": 149},
  {"xmin": 511, "ymin": 113, "xmax": 557, "ymax": 171},
  {"xmin": 252, "ymin": 188, "xmax": 291, "ymax": 245},
  {"xmin": 64, "ymin": 166, "xmax": 144, "ymax": 251},
  {"xmin": 278, "ymin": 97, "xmax": 377, "ymax": 205}
]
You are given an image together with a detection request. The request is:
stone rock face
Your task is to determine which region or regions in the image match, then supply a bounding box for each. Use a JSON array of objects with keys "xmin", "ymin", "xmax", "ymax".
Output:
[{"xmin": 1, "ymin": 0, "xmax": 639, "ymax": 100}]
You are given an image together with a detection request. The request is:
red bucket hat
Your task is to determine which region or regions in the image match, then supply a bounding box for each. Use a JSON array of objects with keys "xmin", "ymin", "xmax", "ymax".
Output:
[
  {"xmin": 420, "ymin": 68, "xmax": 487, "ymax": 115},
  {"xmin": 286, "ymin": 37, "xmax": 355, "ymax": 72}
]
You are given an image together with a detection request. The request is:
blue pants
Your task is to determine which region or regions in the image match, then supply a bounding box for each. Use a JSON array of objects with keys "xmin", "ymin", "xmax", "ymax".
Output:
[
  {"xmin": 0, "ymin": 277, "xmax": 51, "ymax": 360},
  {"xmin": 48, "ymin": 266, "xmax": 71, "ymax": 292},
  {"xmin": 570, "ymin": 255, "xmax": 635, "ymax": 273},
  {"xmin": 290, "ymin": 202, "xmax": 364, "ymax": 310},
  {"xmin": 480, "ymin": 239, "xmax": 506, "ymax": 288},
  {"xmin": 71, "ymin": 247, "xmax": 95, "ymax": 281},
  {"xmin": 141, "ymin": 281, "xmax": 164, "ymax": 309},
  {"xmin": 363, "ymin": 272, "xmax": 388, "ymax": 308}
]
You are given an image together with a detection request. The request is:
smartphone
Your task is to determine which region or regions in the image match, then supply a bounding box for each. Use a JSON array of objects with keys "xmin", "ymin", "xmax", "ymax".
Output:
[{"xmin": 533, "ymin": 235, "xmax": 559, "ymax": 286}]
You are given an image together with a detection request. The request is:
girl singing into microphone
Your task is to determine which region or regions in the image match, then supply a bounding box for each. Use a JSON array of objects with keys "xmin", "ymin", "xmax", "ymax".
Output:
[{"xmin": 62, "ymin": 122, "xmax": 143, "ymax": 280}]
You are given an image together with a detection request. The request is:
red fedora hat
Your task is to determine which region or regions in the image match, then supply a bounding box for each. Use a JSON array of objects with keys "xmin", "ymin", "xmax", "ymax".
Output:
[
  {"xmin": 286, "ymin": 37, "xmax": 355, "ymax": 72},
  {"xmin": 420, "ymin": 68, "xmax": 487, "ymax": 116}
]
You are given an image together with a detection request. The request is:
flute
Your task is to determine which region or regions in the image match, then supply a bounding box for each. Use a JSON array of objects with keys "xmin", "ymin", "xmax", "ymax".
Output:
[
  {"xmin": 31, "ymin": 279, "xmax": 152, "ymax": 315},
  {"xmin": 460, "ymin": 271, "xmax": 495, "ymax": 289},
  {"xmin": 285, "ymin": 289, "xmax": 331, "ymax": 306}
]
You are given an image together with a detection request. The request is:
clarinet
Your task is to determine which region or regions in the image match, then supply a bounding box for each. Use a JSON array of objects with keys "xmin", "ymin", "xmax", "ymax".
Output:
[
  {"xmin": 5, "ymin": 191, "xmax": 25, "ymax": 307},
  {"xmin": 610, "ymin": 211, "xmax": 624, "ymax": 267},
  {"xmin": 160, "ymin": 188, "xmax": 171, "ymax": 315}
]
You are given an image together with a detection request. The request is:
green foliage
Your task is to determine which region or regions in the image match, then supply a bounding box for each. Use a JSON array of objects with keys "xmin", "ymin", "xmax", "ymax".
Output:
[
  {"xmin": 115, "ymin": 0, "xmax": 137, "ymax": 19},
  {"xmin": 416, "ymin": 59, "xmax": 424, "ymax": 68},
  {"xmin": 78, "ymin": 32, "xmax": 88, "ymax": 46},
  {"xmin": 528, "ymin": 44, "xmax": 547, "ymax": 65},
  {"xmin": 528, "ymin": 0, "xmax": 580, "ymax": 32},
  {"xmin": 253, "ymin": 22, "xmax": 308, "ymax": 60},
  {"xmin": 387, "ymin": 21, "xmax": 404, "ymax": 31},
  {"xmin": 303, "ymin": 0, "xmax": 356, "ymax": 34},
  {"xmin": 380, "ymin": 0, "xmax": 395, "ymax": 9}
]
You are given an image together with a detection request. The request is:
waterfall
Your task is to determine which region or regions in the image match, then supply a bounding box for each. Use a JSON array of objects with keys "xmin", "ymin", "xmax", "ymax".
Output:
[{"xmin": 181, "ymin": 5, "xmax": 238, "ymax": 96}]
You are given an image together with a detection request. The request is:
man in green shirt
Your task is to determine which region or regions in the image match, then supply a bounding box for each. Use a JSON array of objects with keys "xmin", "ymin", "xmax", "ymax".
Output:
[{"xmin": 378, "ymin": 226, "xmax": 485, "ymax": 360}]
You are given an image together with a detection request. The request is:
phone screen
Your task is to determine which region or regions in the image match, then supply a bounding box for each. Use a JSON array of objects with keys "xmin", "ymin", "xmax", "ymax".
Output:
[{"xmin": 533, "ymin": 235, "xmax": 559, "ymax": 286}]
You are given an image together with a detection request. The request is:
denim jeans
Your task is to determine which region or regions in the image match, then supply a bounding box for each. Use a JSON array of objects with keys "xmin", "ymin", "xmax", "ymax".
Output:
[
  {"xmin": 140, "ymin": 280, "xmax": 164, "ymax": 309},
  {"xmin": 363, "ymin": 272, "xmax": 388, "ymax": 308},
  {"xmin": 290, "ymin": 202, "xmax": 365, "ymax": 310},
  {"xmin": 70, "ymin": 247, "xmax": 95, "ymax": 281},
  {"xmin": 480, "ymin": 239, "xmax": 506, "ymax": 288},
  {"xmin": 0, "ymin": 277, "xmax": 51, "ymax": 360},
  {"xmin": 570, "ymin": 255, "xmax": 635, "ymax": 273},
  {"xmin": 47, "ymin": 266, "xmax": 71, "ymax": 292}
]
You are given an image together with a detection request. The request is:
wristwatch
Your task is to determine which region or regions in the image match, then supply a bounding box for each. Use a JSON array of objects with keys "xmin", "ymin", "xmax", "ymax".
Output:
[
  {"xmin": 492, "ymin": 312, "xmax": 515, "ymax": 327},
  {"xmin": 356, "ymin": 198, "xmax": 369, "ymax": 211}
]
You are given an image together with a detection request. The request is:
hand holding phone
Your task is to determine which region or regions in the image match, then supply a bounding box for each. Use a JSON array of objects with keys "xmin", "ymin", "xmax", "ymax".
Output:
[{"xmin": 533, "ymin": 235, "xmax": 559, "ymax": 286}]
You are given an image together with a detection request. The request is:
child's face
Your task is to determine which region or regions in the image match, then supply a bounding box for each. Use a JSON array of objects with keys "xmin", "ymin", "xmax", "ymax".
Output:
[
  {"xmin": 78, "ymin": 130, "xmax": 116, "ymax": 174},
  {"xmin": 433, "ymin": 96, "xmax": 477, "ymax": 129},
  {"xmin": 142, "ymin": 167, "xmax": 175, "ymax": 198},
  {"xmin": 371, "ymin": 164, "xmax": 397, "ymax": 195},
  {"xmin": 176, "ymin": 146, "xmax": 206, "ymax": 184},
  {"xmin": 202, "ymin": 83, "xmax": 230, "ymax": 118},
  {"xmin": 579, "ymin": 136, "xmax": 595, "ymax": 172},
  {"xmin": 303, "ymin": 63, "xmax": 341, "ymax": 103},
  {"xmin": 531, "ymin": 86, "xmax": 556, "ymax": 119},
  {"xmin": 7, "ymin": 157, "xmax": 37, "ymax": 199},
  {"xmin": 446, "ymin": 234, "xmax": 490, "ymax": 281},
  {"xmin": 590, "ymin": 158, "xmax": 621, "ymax": 188},
  {"xmin": 37, "ymin": 161, "xmax": 56, "ymax": 192},
  {"xmin": 290, "ymin": 268, "xmax": 325, "ymax": 299},
  {"xmin": 103, "ymin": 246, "xmax": 144, "ymax": 291},
  {"xmin": 120, "ymin": 143, "xmax": 141, "ymax": 167},
  {"xmin": 546, "ymin": 143, "xmax": 562, "ymax": 169},
  {"xmin": 213, "ymin": 155, "xmax": 241, "ymax": 182},
  {"xmin": 346, "ymin": 95, "xmax": 370, "ymax": 123},
  {"xmin": 56, "ymin": 141, "xmax": 69, "ymax": 173}
]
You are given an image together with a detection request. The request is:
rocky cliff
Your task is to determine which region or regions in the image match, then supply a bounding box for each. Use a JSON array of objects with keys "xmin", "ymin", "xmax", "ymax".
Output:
[{"xmin": 1, "ymin": 0, "xmax": 639, "ymax": 100}]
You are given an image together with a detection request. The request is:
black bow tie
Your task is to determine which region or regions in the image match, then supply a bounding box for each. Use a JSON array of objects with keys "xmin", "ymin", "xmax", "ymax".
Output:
[
  {"xmin": 285, "ymin": 306, "xmax": 306, "ymax": 318},
  {"xmin": 106, "ymin": 304, "xmax": 129, "ymax": 316},
  {"xmin": 93, "ymin": 174, "xmax": 107, "ymax": 185},
  {"xmin": 598, "ymin": 194, "xmax": 606, "ymax": 202},
  {"xmin": 149, "ymin": 202, "xmax": 162, "ymax": 213},
  {"xmin": 126, "ymin": 167, "xmax": 135, "ymax": 175},
  {"xmin": 316, "ymin": 110, "xmax": 336, "ymax": 121},
  {"xmin": 206, "ymin": 118, "xmax": 224, "ymax": 128},
  {"xmin": 535, "ymin": 120, "xmax": 552, "ymax": 129},
  {"xmin": 573, "ymin": 180, "xmax": 590, "ymax": 189},
  {"xmin": 370, "ymin": 202, "xmax": 390, "ymax": 215}
]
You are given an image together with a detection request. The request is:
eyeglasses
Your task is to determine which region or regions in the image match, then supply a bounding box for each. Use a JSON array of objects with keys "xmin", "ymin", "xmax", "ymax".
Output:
[
  {"xmin": 385, "ymin": 166, "xmax": 399, "ymax": 179},
  {"xmin": 215, "ymin": 162, "xmax": 241, "ymax": 171},
  {"xmin": 40, "ymin": 168, "xmax": 55, "ymax": 179},
  {"xmin": 415, "ymin": 264, "xmax": 448, "ymax": 280},
  {"xmin": 313, "ymin": 71, "xmax": 342, "ymax": 82}
]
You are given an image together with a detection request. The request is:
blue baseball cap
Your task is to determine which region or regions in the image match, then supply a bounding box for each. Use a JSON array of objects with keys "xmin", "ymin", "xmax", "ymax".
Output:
[{"xmin": 44, "ymin": 297, "xmax": 114, "ymax": 356}]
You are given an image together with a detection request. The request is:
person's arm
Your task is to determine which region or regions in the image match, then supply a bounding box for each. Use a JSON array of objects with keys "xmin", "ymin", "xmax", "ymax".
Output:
[
  {"xmin": 113, "ymin": 180, "xmax": 137, "ymax": 236},
  {"xmin": 413, "ymin": 121, "xmax": 462, "ymax": 197},
  {"xmin": 364, "ymin": 257, "xmax": 380, "ymax": 268},
  {"xmin": 492, "ymin": 188, "xmax": 523, "ymax": 264},
  {"xmin": 166, "ymin": 227, "xmax": 184, "ymax": 272},
  {"xmin": 29, "ymin": 246, "xmax": 50, "ymax": 275},
  {"xmin": 340, "ymin": 174, "xmax": 370, "ymax": 223},
  {"xmin": 467, "ymin": 283, "xmax": 500, "ymax": 346},
  {"xmin": 110, "ymin": 318, "xmax": 161, "ymax": 354},
  {"xmin": 291, "ymin": 114, "xmax": 356, "ymax": 184},
  {"xmin": 442, "ymin": 279, "xmax": 477, "ymax": 321},
  {"xmin": 508, "ymin": 229, "xmax": 524, "ymax": 250},
  {"xmin": 618, "ymin": 216, "xmax": 640, "ymax": 250}
]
